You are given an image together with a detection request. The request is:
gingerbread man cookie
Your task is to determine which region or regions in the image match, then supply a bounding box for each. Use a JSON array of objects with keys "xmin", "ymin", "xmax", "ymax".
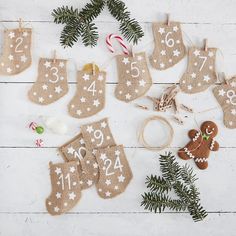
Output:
[{"xmin": 178, "ymin": 121, "xmax": 219, "ymax": 169}]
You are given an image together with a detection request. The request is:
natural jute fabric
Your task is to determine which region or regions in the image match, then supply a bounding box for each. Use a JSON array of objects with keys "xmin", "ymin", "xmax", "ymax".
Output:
[
  {"xmin": 59, "ymin": 133, "xmax": 99, "ymax": 190},
  {"xmin": 28, "ymin": 58, "xmax": 68, "ymax": 105},
  {"xmin": 178, "ymin": 121, "xmax": 219, "ymax": 170},
  {"xmin": 213, "ymin": 76, "xmax": 236, "ymax": 129},
  {"xmin": 179, "ymin": 47, "xmax": 217, "ymax": 93},
  {"xmin": 46, "ymin": 161, "xmax": 81, "ymax": 215},
  {"xmin": 0, "ymin": 28, "xmax": 32, "ymax": 75},
  {"xmin": 149, "ymin": 22, "xmax": 186, "ymax": 70},
  {"xmin": 80, "ymin": 118, "xmax": 116, "ymax": 150},
  {"xmin": 68, "ymin": 65, "xmax": 106, "ymax": 118},
  {"xmin": 115, "ymin": 52, "xmax": 152, "ymax": 102},
  {"xmin": 95, "ymin": 145, "xmax": 133, "ymax": 199}
]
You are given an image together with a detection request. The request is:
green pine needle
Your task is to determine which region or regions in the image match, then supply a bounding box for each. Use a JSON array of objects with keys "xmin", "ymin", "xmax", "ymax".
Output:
[
  {"xmin": 51, "ymin": 0, "xmax": 144, "ymax": 47},
  {"xmin": 141, "ymin": 152, "xmax": 207, "ymax": 222}
]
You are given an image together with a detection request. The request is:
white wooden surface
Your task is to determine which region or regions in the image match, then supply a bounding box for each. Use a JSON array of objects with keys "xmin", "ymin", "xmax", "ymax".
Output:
[{"xmin": 0, "ymin": 0, "xmax": 236, "ymax": 235}]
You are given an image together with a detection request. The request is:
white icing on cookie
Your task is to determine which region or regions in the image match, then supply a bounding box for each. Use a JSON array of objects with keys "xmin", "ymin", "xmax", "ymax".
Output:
[{"xmin": 193, "ymin": 132, "xmax": 201, "ymax": 142}]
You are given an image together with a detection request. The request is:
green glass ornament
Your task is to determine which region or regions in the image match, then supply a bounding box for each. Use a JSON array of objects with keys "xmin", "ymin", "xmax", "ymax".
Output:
[{"xmin": 36, "ymin": 126, "xmax": 44, "ymax": 134}]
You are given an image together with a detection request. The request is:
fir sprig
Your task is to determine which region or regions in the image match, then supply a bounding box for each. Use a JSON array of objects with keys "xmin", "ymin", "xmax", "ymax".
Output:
[
  {"xmin": 141, "ymin": 152, "xmax": 207, "ymax": 222},
  {"xmin": 51, "ymin": 0, "xmax": 144, "ymax": 47}
]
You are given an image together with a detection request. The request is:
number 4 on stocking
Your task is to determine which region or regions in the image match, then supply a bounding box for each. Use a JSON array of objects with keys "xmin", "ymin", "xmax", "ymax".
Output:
[{"xmin": 68, "ymin": 63, "xmax": 106, "ymax": 118}]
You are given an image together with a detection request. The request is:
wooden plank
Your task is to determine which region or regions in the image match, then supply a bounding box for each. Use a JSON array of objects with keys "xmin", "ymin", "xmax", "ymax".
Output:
[
  {"xmin": 0, "ymin": 83, "xmax": 234, "ymax": 147},
  {"xmin": 0, "ymin": 212, "xmax": 235, "ymax": 236},
  {"xmin": 0, "ymin": 147, "xmax": 235, "ymax": 212},
  {"xmin": 1, "ymin": 0, "xmax": 236, "ymax": 23}
]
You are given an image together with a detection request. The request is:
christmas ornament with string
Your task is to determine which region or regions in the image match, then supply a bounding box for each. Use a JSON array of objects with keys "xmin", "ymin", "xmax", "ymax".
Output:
[{"xmin": 52, "ymin": 0, "xmax": 144, "ymax": 47}]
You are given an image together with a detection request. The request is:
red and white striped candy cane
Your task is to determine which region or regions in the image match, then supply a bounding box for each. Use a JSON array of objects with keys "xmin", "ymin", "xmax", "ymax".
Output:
[
  {"xmin": 35, "ymin": 139, "xmax": 44, "ymax": 147},
  {"xmin": 29, "ymin": 122, "xmax": 38, "ymax": 131},
  {"xmin": 106, "ymin": 34, "xmax": 129, "ymax": 55}
]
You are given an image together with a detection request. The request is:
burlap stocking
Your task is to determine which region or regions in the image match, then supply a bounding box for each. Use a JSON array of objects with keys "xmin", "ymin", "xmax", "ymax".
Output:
[
  {"xmin": 59, "ymin": 133, "xmax": 99, "ymax": 190},
  {"xmin": 28, "ymin": 58, "xmax": 68, "ymax": 105},
  {"xmin": 46, "ymin": 161, "xmax": 81, "ymax": 215},
  {"xmin": 213, "ymin": 77, "xmax": 236, "ymax": 128},
  {"xmin": 68, "ymin": 64, "xmax": 106, "ymax": 118},
  {"xmin": 0, "ymin": 28, "xmax": 32, "ymax": 75},
  {"xmin": 80, "ymin": 118, "xmax": 116, "ymax": 150},
  {"xmin": 115, "ymin": 52, "xmax": 152, "ymax": 102},
  {"xmin": 95, "ymin": 145, "xmax": 132, "ymax": 198},
  {"xmin": 149, "ymin": 22, "xmax": 186, "ymax": 70},
  {"xmin": 179, "ymin": 47, "xmax": 217, "ymax": 93}
]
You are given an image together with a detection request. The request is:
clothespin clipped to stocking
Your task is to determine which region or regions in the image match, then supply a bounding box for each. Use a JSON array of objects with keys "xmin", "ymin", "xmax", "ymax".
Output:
[
  {"xmin": 19, "ymin": 18, "xmax": 23, "ymax": 32},
  {"xmin": 53, "ymin": 50, "xmax": 57, "ymax": 63},
  {"xmin": 204, "ymin": 38, "xmax": 208, "ymax": 51},
  {"xmin": 166, "ymin": 13, "xmax": 170, "ymax": 26}
]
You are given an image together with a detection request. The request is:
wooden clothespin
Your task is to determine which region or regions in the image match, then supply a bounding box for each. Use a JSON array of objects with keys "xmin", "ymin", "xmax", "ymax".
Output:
[
  {"xmin": 92, "ymin": 62, "xmax": 96, "ymax": 76},
  {"xmin": 135, "ymin": 104, "xmax": 149, "ymax": 110},
  {"xmin": 53, "ymin": 50, "xmax": 57, "ymax": 63},
  {"xmin": 130, "ymin": 45, "xmax": 135, "ymax": 58},
  {"xmin": 19, "ymin": 18, "xmax": 23, "ymax": 32},
  {"xmin": 204, "ymin": 38, "xmax": 208, "ymax": 51},
  {"xmin": 166, "ymin": 13, "xmax": 170, "ymax": 26}
]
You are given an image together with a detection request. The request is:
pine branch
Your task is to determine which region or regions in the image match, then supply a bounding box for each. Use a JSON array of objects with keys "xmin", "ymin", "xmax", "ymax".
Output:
[
  {"xmin": 81, "ymin": 22, "xmax": 99, "ymax": 47},
  {"xmin": 52, "ymin": 6, "xmax": 79, "ymax": 24},
  {"xmin": 141, "ymin": 152, "xmax": 207, "ymax": 222},
  {"xmin": 145, "ymin": 175, "xmax": 171, "ymax": 193},
  {"xmin": 79, "ymin": 0, "xmax": 105, "ymax": 23},
  {"xmin": 107, "ymin": 0, "xmax": 144, "ymax": 44}
]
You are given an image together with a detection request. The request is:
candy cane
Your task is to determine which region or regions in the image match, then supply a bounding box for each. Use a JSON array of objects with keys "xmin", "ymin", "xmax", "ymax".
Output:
[
  {"xmin": 106, "ymin": 34, "xmax": 129, "ymax": 55},
  {"xmin": 29, "ymin": 122, "xmax": 38, "ymax": 131},
  {"xmin": 36, "ymin": 139, "xmax": 44, "ymax": 147}
]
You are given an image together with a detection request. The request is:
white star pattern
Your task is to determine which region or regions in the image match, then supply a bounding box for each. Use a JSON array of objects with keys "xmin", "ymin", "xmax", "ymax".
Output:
[
  {"xmin": 55, "ymin": 86, "xmax": 62, "ymax": 94},
  {"xmin": 158, "ymin": 27, "xmax": 165, "ymax": 35},
  {"xmin": 67, "ymin": 146, "xmax": 75, "ymax": 154},
  {"xmin": 55, "ymin": 167, "xmax": 62, "ymax": 175},
  {"xmin": 93, "ymin": 99, "xmax": 100, "ymax": 107},
  {"xmin": 139, "ymin": 79, "xmax": 146, "ymax": 87},
  {"xmin": 191, "ymin": 73, "xmax": 196, "ymax": 79},
  {"xmin": 42, "ymin": 84, "xmax": 48, "ymax": 90},
  {"xmin": 54, "ymin": 206, "xmax": 60, "ymax": 212},
  {"xmin": 230, "ymin": 82, "xmax": 236, "ymax": 87},
  {"xmin": 193, "ymin": 50, "xmax": 200, "ymax": 57},
  {"xmin": 86, "ymin": 125, "xmax": 94, "ymax": 133},
  {"xmin": 105, "ymin": 191, "xmax": 111, "ymax": 197},
  {"xmin": 231, "ymin": 109, "xmax": 236, "ymax": 115},
  {"xmin": 87, "ymin": 180, "xmax": 93, "ymax": 186},
  {"xmin": 100, "ymin": 153, "xmax": 107, "ymax": 161},
  {"xmin": 126, "ymin": 80, "xmax": 131, "ymax": 87},
  {"xmin": 122, "ymin": 58, "xmax": 130, "ymax": 65},
  {"xmin": 56, "ymin": 192, "xmax": 61, "ymax": 199},
  {"xmin": 137, "ymin": 56, "xmax": 143, "ymax": 61},
  {"xmin": 8, "ymin": 55, "xmax": 14, "ymax": 61},
  {"xmin": 125, "ymin": 93, "xmax": 131, "ymax": 100},
  {"xmin": 173, "ymin": 26, "xmax": 179, "ymax": 32},
  {"xmin": 101, "ymin": 121, "xmax": 107, "ymax": 128},
  {"xmin": 80, "ymin": 97, "xmax": 86, "ymax": 103},
  {"xmin": 70, "ymin": 166, "xmax": 76, "ymax": 173},
  {"xmin": 8, "ymin": 32, "xmax": 15, "ymax": 39},
  {"xmin": 187, "ymin": 85, "xmax": 192, "ymax": 90},
  {"xmin": 115, "ymin": 150, "xmax": 120, "ymax": 156},
  {"xmin": 160, "ymin": 50, "xmax": 166, "ymax": 56},
  {"xmin": 218, "ymin": 89, "xmax": 225, "ymax": 96},
  {"xmin": 160, "ymin": 63, "xmax": 165, "ymax": 68},
  {"xmin": 23, "ymin": 32, "xmax": 28, "ymax": 37},
  {"xmin": 105, "ymin": 179, "xmax": 111, "ymax": 186},
  {"xmin": 208, "ymin": 51, "xmax": 214, "ymax": 57},
  {"xmin": 7, "ymin": 67, "xmax": 12, "ymax": 73},
  {"xmin": 21, "ymin": 55, "xmax": 27, "ymax": 63},
  {"xmin": 59, "ymin": 62, "xmax": 65, "ymax": 68},
  {"xmin": 203, "ymin": 75, "xmax": 211, "ymax": 83},
  {"xmin": 173, "ymin": 49, "xmax": 180, "ymax": 57},
  {"xmin": 114, "ymin": 185, "xmax": 119, "ymax": 190},
  {"xmin": 118, "ymin": 174, "xmax": 125, "ymax": 182},
  {"xmin": 93, "ymin": 163, "xmax": 98, "ymax": 169},
  {"xmin": 38, "ymin": 97, "xmax": 44, "ymax": 103},
  {"xmin": 44, "ymin": 61, "xmax": 51, "ymax": 68},
  {"xmin": 98, "ymin": 75, "xmax": 104, "ymax": 81},
  {"xmin": 76, "ymin": 110, "xmax": 82, "ymax": 116},
  {"xmin": 83, "ymin": 74, "xmax": 90, "ymax": 81},
  {"xmin": 69, "ymin": 192, "xmax": 76, "ymax": 200}
]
